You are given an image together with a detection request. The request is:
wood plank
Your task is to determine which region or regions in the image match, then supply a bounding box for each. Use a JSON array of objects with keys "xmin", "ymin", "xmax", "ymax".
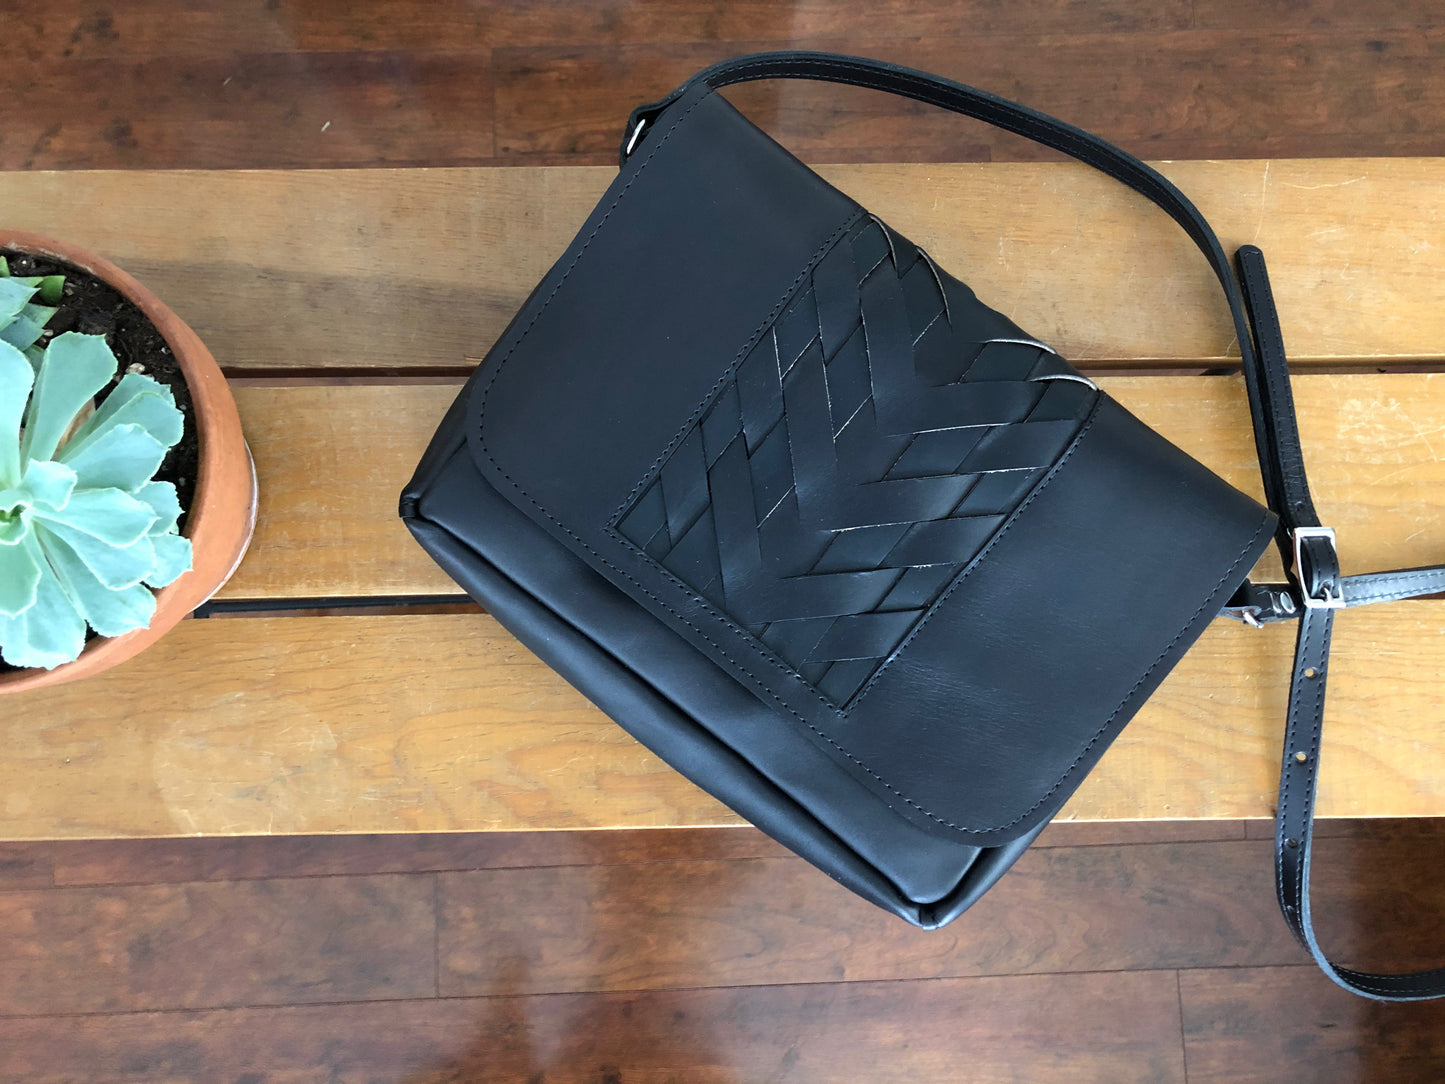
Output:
[
  {"xmin": 12, "ymin": 1, "xmax": 1194, "ymax": 61},
  {"xmin": 1, "ymin": 51, "xmax": 494, "ymax": 172},
  {"xmin": 435, "ymin": 841, "xmax": 1306, "ymax": 996},
  {"xmin": 435, "ymin": 832, "xmax": 1445, "ymax": 997},
  {"xmin": 0, "ymin": 971, "xmax": 1187, "ymax": 1083},
  {"xmin": 493, "ymin": 33, "xmax": 1445, "ymax": 164},
  {"xmin": 1036, "ymin": 819, "xmax": 1248, "ymax": 847},
  {"xmin": 46, "ymin": 827, "xmax": 792, "ymax": 885},
  {"xmin": 0, "ymin": 160, "xmax": 1440, "ymax": 370},
  {"xmin": 3, "ymin": 597, "xmax": 1444, "ymax": 838},
  {"xmin": 1180, "ymin": 966, "xmax": 1445, "ymax": 1083},
  {"xmin": 7, "ymin": 25, "xmax": 1441, "ymax": 169},
  {"xmin": 1, "ymin": 613, "xmax": 737, "ymax": 839},
  {"xmin": 0, "ymin": 876, "xmax": 435, "ymax": 1014},
  {"xmin": 1195, "ymin": 0, "xmax": 1445, "ymax": 31},
  {"xmin": 0, "ymin": 844, "xmax": 53, "ymax": 890},
  {"xmin": 220, "ymin": 371, "xmax": 1445, "ymax": 598},
  {"xmin": 21, "ymin": 821, "xmax": 1252, "ymax": 886},
  {"xmin": 0, "ymin": 820, "xmax": 1309, "ymax": 886},
  {"xmin": 17, "ymin": 819, "xmax": 1421, "ymax": 885},
  {"xmin": 225, "ymin": 384, "xmax": 463, "ymax": 598}
]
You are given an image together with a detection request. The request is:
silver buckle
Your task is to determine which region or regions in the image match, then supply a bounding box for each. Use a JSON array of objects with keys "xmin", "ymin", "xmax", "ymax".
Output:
[{"xmin": 1292, "ymin": 526, "xmax": 1345, "ymax": 610}]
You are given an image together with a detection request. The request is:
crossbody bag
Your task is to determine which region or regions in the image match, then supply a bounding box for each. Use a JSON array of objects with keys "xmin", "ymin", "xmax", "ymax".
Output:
[{"xmin": 401, "ymin": 52, "xmax": 1445, "ymax": 1001}]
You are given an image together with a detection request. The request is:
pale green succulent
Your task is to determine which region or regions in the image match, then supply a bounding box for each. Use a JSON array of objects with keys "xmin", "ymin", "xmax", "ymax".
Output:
[
  {"xmin": 0, "ymin": 256, "xmax": 64, "ymax": 366},
  {"xmin": 0, "ymin": 268, "xmax": 192, "ymax": 670}
]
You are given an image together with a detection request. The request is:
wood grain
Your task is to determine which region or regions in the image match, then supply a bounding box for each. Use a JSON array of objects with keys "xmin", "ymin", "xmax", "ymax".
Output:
[
  {"xmin": 0, "ymin": 844, "xmax": 53, "ymax": 890},
  {"xmin": 11, "ymin": 1, "xmax": 1195, "ymax": 61},
  {"xmin": 1180, "ymin": 966, "xmax": 1445, "ymax": 1083},
  {"xmin": 436, "ymin": 842, "xmax": 1304, "ymax": 996},
  {"xmin": 22, "ymin": 821, "xmax": 1256, "ymax": 886},
  {"xmin": 225, "ymin": 383, "xmax": 463, "ymax": 598},
  {"xmin": 7, "ymin": 19, "xmax": 1443, "ymax": 170},
  {"xmin": 3, "ymin": 821, "xmax": 1445, "ymax": 1078},
  {"xmin": 0, "ymin": 970, "xmax": 1187, "ymax": 1083},
  {"xmin": 1194, "ymin": 0, "xmax": 1445, "ymax": 31},
  {"xmin": 493, "ymin": 32, "xmax": 1445, "ymax": 164},
  {"xmin": 0, "ymin": 819, "xmax": 1332, "ymax": 888},
  {"xmin": 1, "ymin": 613, "xmax": 737, "ymax": 839},
  {"xmin": 2, "ymin": 51, "xmax": 495, "ymax": 171},
  {"xmin": 3, "ymin": 599, "xmax": 1444, "ymax": 838},
  {"xmin": 0, "ymin": 875, "xmax": 435, "ymax": 1014},
  {"xmin": 436, "ymin": 835, "xmax": 1445, "ymax": 996},
  {"xmin": 0, "ymin": 159, "xmax": 1441, "ymax": 371},
  {"xmin": 47, "ymin": 827, "xmax": 793, "ymax": 885},
  {"xmin": 219, "ymin": 372, "xmax": 1445, "ymax": 599}
]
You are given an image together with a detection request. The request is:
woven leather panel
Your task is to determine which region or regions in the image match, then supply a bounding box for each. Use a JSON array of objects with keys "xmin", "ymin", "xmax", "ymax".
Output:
[{"xmin": 617, "ymin": 217, "xmax": 1097, "ymax": 707}]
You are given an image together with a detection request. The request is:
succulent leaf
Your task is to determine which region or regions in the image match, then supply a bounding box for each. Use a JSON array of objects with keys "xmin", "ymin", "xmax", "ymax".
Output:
[
  {"xmin": 55, "ymin": 422, "xmax": 167, "ymax": 494},
  {"xmin": 0, "ymin": 340, "xmax": 32, "ymax": 485},
  {"xmin": 36, "ymin": 276, "xmax": 65, "ymax": 305},
  {"xmin": 35, "ymin": 487, "xmax": 157, "ymax": 547},
  {"xmin": 135, "ymin": 480, "xmax": 182, "ymax": 533},
  {"xmin": 16, "ymin": 459, "xmax": 77, "ymax": 513},
  {"xmin": 0, "ymin": 534, "xmax": 87, "ymax": 668},
  {"xmin": 0, "ymin": 529, "xmax": 41, "ymax": 616},
  {"xmin": 63, "ymin": 382, "xmax": 182, "ymax": 459},
  {"xmin": 78, "ymin": 372, "xmax": 169, "ymax": 429},
  {"xmin": 41, "ymin": 529, "xmax": 158, "ymax": 637},
  {"xmin": 35, "ymin": 520, "xmax": 157, "ymax": 591},
  {"xmin": 20, "ymin": 332, "xmax": 117, "ymax": 465},
  {"xmin": 0, "ymin": 277, "xmax": 35, "ymax": 325},
  {"xmin": 0, "ymin": 308, "xmax": 53, "ymax": 352},
  {"xmin": 0, "ymin": 509, "xmax": 29, "ymax": 546},
  {"xmin": 145, "ymin": 532, "xmax": 193, "ymax": 589}
]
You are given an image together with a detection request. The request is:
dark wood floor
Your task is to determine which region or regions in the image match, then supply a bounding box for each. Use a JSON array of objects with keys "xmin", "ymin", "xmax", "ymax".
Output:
[
  {"xmin": 7, "ymin": 0, "xmax": 1445, "ymax": 169},
  {"xmin": 7, "ymin": 2, "xmax": 1445, "ymax": 1080},
  {"xmin": 4, "ymin": 820, "xmax": 1445, "ymax": 1081}
]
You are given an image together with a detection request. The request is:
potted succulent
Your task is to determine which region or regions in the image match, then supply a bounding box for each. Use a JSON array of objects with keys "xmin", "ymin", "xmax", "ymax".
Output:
[{"xmin": 0, "ymin": 230, "xmax": 255, "ymax": 693}]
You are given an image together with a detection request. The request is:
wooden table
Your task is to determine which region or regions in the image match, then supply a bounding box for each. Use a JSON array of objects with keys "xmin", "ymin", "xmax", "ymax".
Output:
[{"xmin": 5, "ymin": 159, "xmax": 1443, "ymax": 839}]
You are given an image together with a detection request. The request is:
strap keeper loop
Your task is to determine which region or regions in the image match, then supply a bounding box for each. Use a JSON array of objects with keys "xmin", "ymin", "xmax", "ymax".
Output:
[{"xmin": 1293, "ymin": 526, "xmax": 1345, "ymax": 609}]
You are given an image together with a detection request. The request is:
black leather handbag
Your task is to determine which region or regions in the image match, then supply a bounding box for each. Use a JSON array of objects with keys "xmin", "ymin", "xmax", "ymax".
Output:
[{"xmin": 401, "ymin": 53, "xmax": 1445, "ymax": 1001}]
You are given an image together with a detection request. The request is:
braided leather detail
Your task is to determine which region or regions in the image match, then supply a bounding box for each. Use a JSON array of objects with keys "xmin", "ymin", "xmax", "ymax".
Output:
[{"xmin": 617, "ymin": 218, "xmax": 1097, "ymax": 706}]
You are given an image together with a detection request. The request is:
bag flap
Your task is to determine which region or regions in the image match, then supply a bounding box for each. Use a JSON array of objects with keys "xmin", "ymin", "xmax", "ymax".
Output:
[{"xmin": 465, "ymin": 87, "xmax": 1274, "ymax": 842}]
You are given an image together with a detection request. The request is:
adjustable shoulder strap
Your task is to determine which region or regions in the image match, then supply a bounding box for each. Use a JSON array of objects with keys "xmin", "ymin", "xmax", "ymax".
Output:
[
  {"xmin": 1238, "ymin": 248, "xmax": 1445, "ymax": 1001},
  {"xmin": 627, "ymin": 51, "xmax": 1445, "ymax": 1001}
]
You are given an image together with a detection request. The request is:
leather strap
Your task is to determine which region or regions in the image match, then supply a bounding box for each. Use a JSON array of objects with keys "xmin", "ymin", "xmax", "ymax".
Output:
[
  {"xmin": 1237, "ymin": 248, "xmax": 1445, "ymax": 1001},
  {"xmin": 627, "ymin": 51, "xmax": 1445, "ymax": 999}
]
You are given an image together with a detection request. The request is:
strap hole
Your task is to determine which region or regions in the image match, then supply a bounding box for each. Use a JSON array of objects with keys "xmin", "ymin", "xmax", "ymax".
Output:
[
  {"xmin": 1286, "ymin": 838, "xmax": 1300, "ymax": 848},
  {"xmin": 1294, "ymin": 751, "xmax": 1309, "ymax": 763},
  {"xmin": 1303, "ymin": 667, "xmax": 1319, "ymax": 679}
]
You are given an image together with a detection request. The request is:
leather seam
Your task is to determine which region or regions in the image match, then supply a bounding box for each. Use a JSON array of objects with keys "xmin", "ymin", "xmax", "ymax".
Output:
[
  {"xmin": 1275, "ymin": 614, "xmax": 1316, "ymax": 913},
  {"xmin": 605, "ymin": 216, "xmax": 1097, "ymax": 726},
  {"xmin": 482, "ymin": 393, "xmax": 1107, "ymax": 838},
  {"xmin": 962, "ymin": 507, "xmax": 1275, "ymax": 833},
  {"xmin": 1345, "ymin": 571, "xmax": 1445, "ymax": 605},
  {"xmin": 607, "ymin": 214, "xmax": 863, "ymax": 526},
  {"xmin": 845, "ymin": 394, "xmax": 1102, "ymax": 711},
  {"xmin": 474, "ymin": 87, "xmax": 712, "ymax": 445},
  {"xmin": 470, "ymin": 91, "xmax": 846, "ymax": 714},
  {"xmin": 1242, "ymin": 249, "xmax": 1312, "ymax": 518}
]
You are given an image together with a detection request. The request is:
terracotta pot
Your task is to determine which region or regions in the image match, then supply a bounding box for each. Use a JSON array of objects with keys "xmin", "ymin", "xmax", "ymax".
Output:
[{"xmin": 0, "ymin": 230, "xmax": 256, "ymax": 693}]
